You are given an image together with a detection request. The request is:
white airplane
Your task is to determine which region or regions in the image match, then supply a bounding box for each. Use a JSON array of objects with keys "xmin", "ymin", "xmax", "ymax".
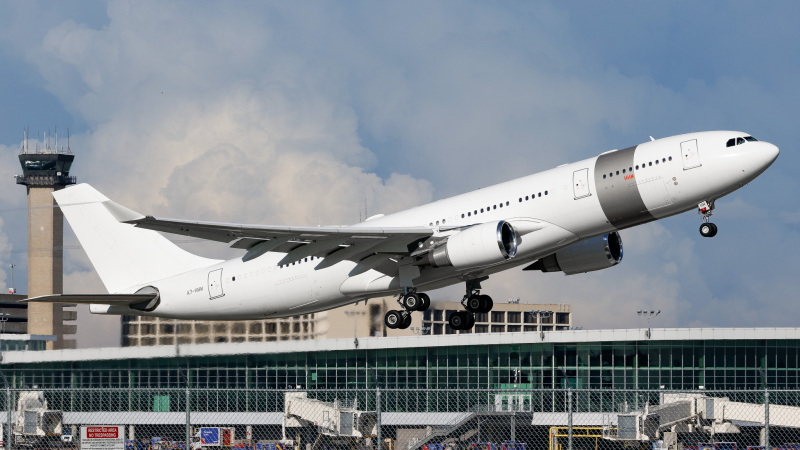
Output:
[{"xmin": 27, "ymin": 131, "xmax": 779, "ymax": 330}]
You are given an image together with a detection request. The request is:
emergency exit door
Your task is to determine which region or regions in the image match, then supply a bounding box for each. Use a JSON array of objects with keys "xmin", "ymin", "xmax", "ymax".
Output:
[{"xmin": 208, "ymin": 269, "xmax": 224, "ymax": 299}]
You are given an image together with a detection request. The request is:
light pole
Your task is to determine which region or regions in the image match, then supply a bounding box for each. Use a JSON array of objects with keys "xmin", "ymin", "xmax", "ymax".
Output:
[
  {"xmin": 0, "ymin": 313, "xmax": 9, "ymax": 361},
  {"xmin": 0, "ymin": 312, "xmax": 10, "ymax": 450},
  {"xmin": 529, "ymin": 310, "xmax": 553, "ymax": 340},
  {"xmin": 637, "ymin": 310, "xmax": 660, "ymax": 338},
  {"xmin": 7, "ymin": 265, "xmax": 15, "ymax": 294},
  {"xmin": 344, "ymin": 310, "xmax": 366, "ymax": 348}
]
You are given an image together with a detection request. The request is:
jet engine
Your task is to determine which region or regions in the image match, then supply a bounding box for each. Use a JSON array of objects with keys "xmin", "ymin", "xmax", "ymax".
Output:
[
  {"xmin": 526, "ymin": 232, "xmax": 623, "ymax": 275},
  {"xmin": 421, "ymin": 220, "xmax": 517, "ymax": 269}
]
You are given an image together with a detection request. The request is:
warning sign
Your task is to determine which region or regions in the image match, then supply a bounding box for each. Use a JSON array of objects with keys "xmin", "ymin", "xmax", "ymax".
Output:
[{"xmin": 81, "ymin": 426, "xmax": 124, "ymax": 450}]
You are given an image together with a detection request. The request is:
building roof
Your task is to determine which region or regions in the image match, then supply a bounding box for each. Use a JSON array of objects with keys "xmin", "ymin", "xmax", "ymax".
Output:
[{"xmin": 3, "ymin": 327, "xmax": 799, "ymax": 365}]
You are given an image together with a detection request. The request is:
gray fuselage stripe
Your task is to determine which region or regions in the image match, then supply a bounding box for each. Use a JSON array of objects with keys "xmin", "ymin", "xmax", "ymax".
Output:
[{"xmin": 594, "ymin": 145, "xmax": 656, "ymax": 229}]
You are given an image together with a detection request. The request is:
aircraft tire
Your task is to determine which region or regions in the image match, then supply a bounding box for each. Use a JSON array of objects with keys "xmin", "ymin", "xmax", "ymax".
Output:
[
  {"xmin": 466, "ymin": 294, "xmax": 482, "ymax": 312},
  {"xmin": 419, "ymin": 293, "xmax": 431, "ymax": 311},
  {"xmin": 384, "ymin": 310, "xmax": 403, "ymax": 329},
  {"xmin": 479, "ymin": 295, "xmax": 493, "ymax": 313},
  {"xmin": 700, "ymin": 222, "xmax": 718, "ymax": 238},
  {"xmin": 465, "ymin": 312, "xmax": 475, "ymax": 329},
  {"xmin": 400, "ymin": 314, "xmax": 412, "ymax": 329},
  {"xmin": 402, "ymin": 293, "xmax": 422, "ymax": 311},
  {"xmin": 449, "ymin": 311, "xmax": 466, "ymax": 330}
]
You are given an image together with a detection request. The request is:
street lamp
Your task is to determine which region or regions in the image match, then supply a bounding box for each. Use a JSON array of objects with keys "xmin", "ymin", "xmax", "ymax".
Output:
[
  {"xmin": 0, "ymin": 313, "xmax": 9, "ymax": 365},
  {"xmin": 344, "ymin": 310, "xmax": 366, "ymax": 348},
  {"xmin": 637, "ymin": 310, "xmax": 660, "ymax": 338},
  {"xmin": 529, "ymin": 310, "xmax": 553, "ymax": 340},
  {"xmin": 7, "ymin": 265, "xmax": 15, "ymax": 294}
]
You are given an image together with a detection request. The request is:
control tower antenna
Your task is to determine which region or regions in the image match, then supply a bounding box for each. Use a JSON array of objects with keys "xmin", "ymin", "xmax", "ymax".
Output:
[{"xmin": 15, "ymin": 128, "xmax": 78, "ymax": 349}]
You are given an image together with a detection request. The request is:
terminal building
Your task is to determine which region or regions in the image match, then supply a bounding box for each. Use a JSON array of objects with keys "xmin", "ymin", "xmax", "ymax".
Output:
[
  {"xmin": 5, "ymin": 327, "xmax": 799, "ymax": 393},
  {"xmin": 120, "ymin": 298, "xmax": 573, "ymax": 344}
]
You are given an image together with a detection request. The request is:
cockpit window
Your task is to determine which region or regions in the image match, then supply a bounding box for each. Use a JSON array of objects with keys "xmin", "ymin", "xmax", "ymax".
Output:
[{"xmin": 727, "ymin": 136, "xmax": 758, "ymax": 147}]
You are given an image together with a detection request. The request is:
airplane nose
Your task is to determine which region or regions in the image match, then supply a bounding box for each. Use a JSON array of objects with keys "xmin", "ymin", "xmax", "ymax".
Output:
[
  {"xmin": 754, "ymin": 142, "xmax": 779, "ymax": 174},
  {"xmin": 765, "ymin": 142, "xmax": 780, "ymax": 165}
]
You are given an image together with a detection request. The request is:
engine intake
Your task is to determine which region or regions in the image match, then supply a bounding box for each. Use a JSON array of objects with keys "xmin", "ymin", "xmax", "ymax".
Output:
[
  {"xmin": 421, "ymin": 221, "xmax": 517, "ymax": 269},
  {"xmin": 526, "ymin": 232, "xmax": 623, "ymax": 275}
]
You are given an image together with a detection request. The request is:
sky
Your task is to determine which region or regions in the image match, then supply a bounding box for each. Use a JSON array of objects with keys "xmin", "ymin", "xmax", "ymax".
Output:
[{"xmin": 0, "ymin": 1, "xmax": 798, "ymax": 348}]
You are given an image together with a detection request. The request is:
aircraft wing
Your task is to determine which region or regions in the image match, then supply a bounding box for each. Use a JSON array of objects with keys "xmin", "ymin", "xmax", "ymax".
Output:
[{"xmin": 111, "ymin": 205, "xmax": 434, "ymax": 264}]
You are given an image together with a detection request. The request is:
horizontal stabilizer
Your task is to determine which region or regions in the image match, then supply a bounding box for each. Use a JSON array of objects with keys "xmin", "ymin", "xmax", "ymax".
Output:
[{"xmin": 22, "ymin": 294, "xmax": 157, "ymax": 305}]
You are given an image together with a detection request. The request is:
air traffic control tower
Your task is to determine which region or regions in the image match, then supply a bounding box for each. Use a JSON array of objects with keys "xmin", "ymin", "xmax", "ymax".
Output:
[{"xmin": 15, "ymin": 136, "xmax": 78, "ymax": 349}]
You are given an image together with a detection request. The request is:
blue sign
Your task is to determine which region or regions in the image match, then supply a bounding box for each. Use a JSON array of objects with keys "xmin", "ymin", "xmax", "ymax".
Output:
[{"xmin": 200, "ymin": 428, "xmax": 219, "ymax": 446}]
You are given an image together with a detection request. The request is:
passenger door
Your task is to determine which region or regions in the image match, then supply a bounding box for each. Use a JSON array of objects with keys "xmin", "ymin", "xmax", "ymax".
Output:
[
  {"xmin": 573, "ymin": 168, "xmax": 591, "ymax": 199},
  {"xmin": 681, "ymin": 139, "xmax": 701, "ymax": 170},
  {"xmin": 208, "ymin": 269, "xmax": 224, "ymax": 299}
]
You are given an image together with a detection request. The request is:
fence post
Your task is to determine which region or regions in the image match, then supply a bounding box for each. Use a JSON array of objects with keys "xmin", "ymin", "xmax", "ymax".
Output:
[
  {"xmin": 185, "ymin": 381, "xmax": 191, "ymax": 450},
  {"xmin": 567, "ymin": 388, "xmax": 573, "ymax": 450},
  {"xmin": 376, "ymin": 387, "xmax": 381, "ymax": 450},
  {"xmin": 765, "ymin": 389, "xmax": 770, "ymax": 450},
  {"xmin": 6, "ymin": 386, "xmax": 11, "ymax": 450}
]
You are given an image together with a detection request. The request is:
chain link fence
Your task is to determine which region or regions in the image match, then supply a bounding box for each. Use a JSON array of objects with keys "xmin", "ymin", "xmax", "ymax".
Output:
[{"xmin": 1, "ymin": 387, "xmax": 800, "ymax": 450}]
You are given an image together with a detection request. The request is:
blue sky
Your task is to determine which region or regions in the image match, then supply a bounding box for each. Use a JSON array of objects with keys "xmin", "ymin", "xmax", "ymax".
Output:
[{"xmin": 0, "ymin": 1, "xmax": 798, "ymax": 346}]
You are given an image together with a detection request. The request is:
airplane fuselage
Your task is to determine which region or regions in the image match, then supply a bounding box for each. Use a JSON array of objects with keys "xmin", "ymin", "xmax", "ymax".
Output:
[{"xmin": 91, "ymin": 131, "xmax": 779, "ymax": 320}]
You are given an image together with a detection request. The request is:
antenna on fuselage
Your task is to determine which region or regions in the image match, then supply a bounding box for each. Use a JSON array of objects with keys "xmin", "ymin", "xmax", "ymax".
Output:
[{"xmin": 649, "ymin": 136, "xmax": 655, "ymax": 142}]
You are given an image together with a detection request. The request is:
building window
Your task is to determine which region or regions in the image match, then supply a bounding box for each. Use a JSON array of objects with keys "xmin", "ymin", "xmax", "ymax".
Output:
[
  {"xmin": 507, "ymin": 312, "xmax": 521, "ymax": 323},
  {"xmin": 491, "ymin": 311, "xmax": 505, "ymax": 322}
]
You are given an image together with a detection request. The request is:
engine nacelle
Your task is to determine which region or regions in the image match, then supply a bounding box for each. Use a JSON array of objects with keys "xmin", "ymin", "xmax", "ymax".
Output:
[
  {"xmin": 424, "ymin": 221, "xmax": 517, "ymax": 269},
  {"xmin": 528, "ymin": 232, "xmax": 623, "ymax": 275}
]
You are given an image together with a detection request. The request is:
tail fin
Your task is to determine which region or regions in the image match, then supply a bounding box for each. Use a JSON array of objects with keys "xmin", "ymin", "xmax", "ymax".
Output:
[{"xmin": 55, "ymin": 184, "xmax": 222, "ymax": 293}]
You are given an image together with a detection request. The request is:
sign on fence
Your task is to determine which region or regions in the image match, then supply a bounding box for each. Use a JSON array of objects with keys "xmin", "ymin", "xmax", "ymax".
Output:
[
  {"xmin": 200, "ymin": 427, "xmax": 220, "ymax": 446},
  {"xmin": 81, "ymin": 425, "xmax": 125, "ymax": 450}
]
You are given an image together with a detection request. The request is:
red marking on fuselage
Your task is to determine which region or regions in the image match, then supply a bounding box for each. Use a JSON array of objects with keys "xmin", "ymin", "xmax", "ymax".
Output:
[{"xmin": 624, "ymin": 174, "xmax": 635, "ymax": 181}]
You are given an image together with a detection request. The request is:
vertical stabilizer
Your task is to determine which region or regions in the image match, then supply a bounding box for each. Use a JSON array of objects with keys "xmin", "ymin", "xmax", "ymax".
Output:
[{"xmin": 54, "ymin": 184, "xmax": 221, "ymax": 293}]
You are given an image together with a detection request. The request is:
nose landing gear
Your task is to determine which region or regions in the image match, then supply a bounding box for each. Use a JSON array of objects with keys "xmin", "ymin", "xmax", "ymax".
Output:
[{"xmin": 698, "ymin": 200, "xmax": 718, "ymax": 238}]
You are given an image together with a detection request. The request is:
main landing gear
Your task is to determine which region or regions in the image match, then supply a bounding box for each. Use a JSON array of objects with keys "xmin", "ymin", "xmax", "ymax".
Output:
[
  {"xmin": 450, "ymin": 278, "xmax": 494, "ymax": 331},
  {"xmin": 698, "ymin": 200, "xmax": 718, "ymax": 238},
  {"xmin": 383, "ymin": 278, "xmax": 496, "ymax": 332},
  {"xmin": 384, "ymin": 290, "xmax": 430, "ymax": 330}
]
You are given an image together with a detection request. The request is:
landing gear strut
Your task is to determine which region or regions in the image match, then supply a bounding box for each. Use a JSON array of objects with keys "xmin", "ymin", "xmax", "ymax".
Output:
[
  {"xmin": 698, "ymin": 200, "xmax": 718, "ymax": 238},
  {"xmin": 384, "ymin": 289, "xmax": 430, "ymax": 330}
]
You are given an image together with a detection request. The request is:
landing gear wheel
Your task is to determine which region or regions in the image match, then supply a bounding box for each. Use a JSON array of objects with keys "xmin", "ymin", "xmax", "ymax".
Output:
[
  {"xmin": 418, "ymin": 293, "xmax": 431, "ymax": 312},
  {"xmin": 449, "ymin": 311, "xmax": 466, "ymax": 330},
  {"xmin": 478, "ymin": 294, "xmax": 493, "ymax": 313},
  {"xmin": 466, "ymin": 294, "xmax": 482, "ymax": 312},
  {"xmin": 449, "ymin": 311, "xmax": 475, "ymax": 331},
  {"xmin": 699, "ymin": 222, "xmax": 718, "ymax": 238},
  {"xmin": 401, "ymin": 293, "xmax": 422, "ymax": 311},
  {"xmin": 400, "ymin": 313, "xmax": 412, "ymax": 329},
  {"xmin": 384, "ymin": 310, "xmax": 403, "ymax": 329}
]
